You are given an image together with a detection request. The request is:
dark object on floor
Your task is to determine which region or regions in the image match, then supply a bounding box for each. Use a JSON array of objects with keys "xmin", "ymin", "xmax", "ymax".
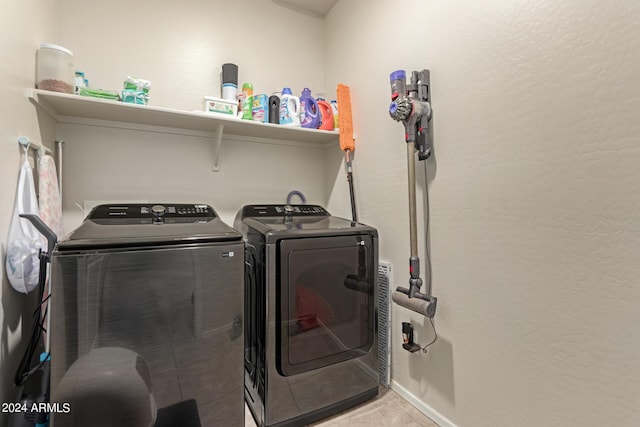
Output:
[{"xmin": 155, "ymin": 399, "xmax": 201, "ymax": 427}]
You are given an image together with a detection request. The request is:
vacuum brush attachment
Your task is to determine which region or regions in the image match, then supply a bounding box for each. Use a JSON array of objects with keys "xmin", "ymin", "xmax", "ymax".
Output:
[{"xmin": 392, "ymin": 289, "xmax": 437, "ymax": 318}]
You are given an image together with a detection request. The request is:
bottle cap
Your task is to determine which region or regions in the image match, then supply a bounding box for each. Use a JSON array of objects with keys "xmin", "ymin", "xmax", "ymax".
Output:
[{"xmin": 39, "ymin": 43, "xmax": 73, "ymax": 56}]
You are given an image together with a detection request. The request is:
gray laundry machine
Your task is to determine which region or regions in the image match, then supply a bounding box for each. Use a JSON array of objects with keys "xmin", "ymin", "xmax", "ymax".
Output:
[
  {"xmin": 49, "ymin": 204, "xmax": 244, "ymax": 426},
  {"xmin": 235, "ymin": 204, "xmax": 379, "ymax": 427}
]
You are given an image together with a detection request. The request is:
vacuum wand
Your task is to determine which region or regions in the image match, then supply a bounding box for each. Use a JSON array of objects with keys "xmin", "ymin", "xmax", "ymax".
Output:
[{"xmin": 388, "ymin": 69, "xmax": 437, "ymax": 318}]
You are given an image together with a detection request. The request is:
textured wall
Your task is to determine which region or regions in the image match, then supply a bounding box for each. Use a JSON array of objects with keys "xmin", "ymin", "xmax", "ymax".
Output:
[
  {"xmin": 325, "ymin": 0, "xmax": 640, "ymax": 426},
  {"xmin": 6, "ymin": 1, "xmax": 640, "ymax": 425}
]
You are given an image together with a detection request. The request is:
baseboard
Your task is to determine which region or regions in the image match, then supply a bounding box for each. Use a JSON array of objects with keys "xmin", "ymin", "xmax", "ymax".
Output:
[{"xmin": 390, "ymin": 380, "xmax": 457, "ymax": 427}]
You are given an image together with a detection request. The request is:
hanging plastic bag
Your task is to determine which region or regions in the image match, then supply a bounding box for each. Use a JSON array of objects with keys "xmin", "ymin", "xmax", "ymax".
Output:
[{"xmin": 6, "ymin": 149, "xmax": 42, "ymax": 293}]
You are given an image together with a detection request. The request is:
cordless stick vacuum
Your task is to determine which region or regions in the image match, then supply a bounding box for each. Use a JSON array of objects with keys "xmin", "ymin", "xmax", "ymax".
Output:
[{"xmin": 388, "ymin": 69, "xmax": 437, "ymax": 319}]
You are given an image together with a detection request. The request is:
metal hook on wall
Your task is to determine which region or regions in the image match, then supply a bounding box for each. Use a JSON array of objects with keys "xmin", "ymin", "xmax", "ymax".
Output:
[{"xmin": 18, "ymin": 136, "xmax": 31, "ymax": 155}]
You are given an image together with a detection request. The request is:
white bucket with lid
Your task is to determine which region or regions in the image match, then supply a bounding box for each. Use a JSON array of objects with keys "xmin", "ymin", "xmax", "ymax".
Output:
[{"xmin": 36, "ymin": 43, "xmax": 75, "ymax": 94}]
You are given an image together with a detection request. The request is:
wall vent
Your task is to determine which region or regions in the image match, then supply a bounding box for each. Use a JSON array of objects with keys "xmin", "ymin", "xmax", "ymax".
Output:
[{"xmin": 378, "ymin": 261, "xmax": 392, "ymax": 387}]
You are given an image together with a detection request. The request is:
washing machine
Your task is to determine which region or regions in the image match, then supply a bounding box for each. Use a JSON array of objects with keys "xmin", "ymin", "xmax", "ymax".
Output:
[
  {"xmin": 49, "ymin": 203, "xmax": 245, "ymax": 426},
  {"xmin": 235, "ymin": 204, "xmax": 379, "ymax": 427}
]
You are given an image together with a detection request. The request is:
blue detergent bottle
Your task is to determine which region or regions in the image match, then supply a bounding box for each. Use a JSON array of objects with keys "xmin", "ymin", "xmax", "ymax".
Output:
[{"xmin": 300, "ymin": 88, "xmax": 320, "ymax": 129}]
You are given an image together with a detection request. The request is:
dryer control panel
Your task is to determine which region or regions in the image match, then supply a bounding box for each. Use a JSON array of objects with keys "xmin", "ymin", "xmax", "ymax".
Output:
[
  {"xmin": 88, "ymin": 204, "xmax": 215, "ymax": 224},
  {"xmin": 240, "ymin": 204, "xmax": 328, "ymax": 218}
]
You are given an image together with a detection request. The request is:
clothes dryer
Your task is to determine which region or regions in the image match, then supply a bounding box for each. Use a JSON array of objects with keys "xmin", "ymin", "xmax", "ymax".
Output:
[{"xmin": 235, "ymin": 204, "xmax": 378, "ymax": 427}]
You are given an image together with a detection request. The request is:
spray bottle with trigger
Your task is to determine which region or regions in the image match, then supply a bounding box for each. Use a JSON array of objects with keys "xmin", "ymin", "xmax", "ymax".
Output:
[{"xmin": 388, "ymin": 69, "xmax": 437, "ymax": 319}]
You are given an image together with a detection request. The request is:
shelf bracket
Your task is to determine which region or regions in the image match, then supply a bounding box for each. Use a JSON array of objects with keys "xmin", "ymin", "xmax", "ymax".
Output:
[{"xmin": 212, "ymin": 124, "xmax": 224, "ymax": 172}]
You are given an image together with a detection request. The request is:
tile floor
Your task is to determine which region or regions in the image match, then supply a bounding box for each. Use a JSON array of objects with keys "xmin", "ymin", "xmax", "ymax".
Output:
[{"xmin": 245, "ymin": 387, "xmax": 439, "ymax": 427}]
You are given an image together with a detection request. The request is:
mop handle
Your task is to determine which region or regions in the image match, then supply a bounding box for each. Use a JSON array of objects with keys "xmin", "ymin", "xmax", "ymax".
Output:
[{"xmin": 345, "ymin": 150, "xmax": 358, "ymax": 223}]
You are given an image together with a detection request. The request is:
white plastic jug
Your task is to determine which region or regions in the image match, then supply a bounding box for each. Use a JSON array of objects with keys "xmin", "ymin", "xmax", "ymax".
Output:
[{"xmin": 279, "ymin": 88, "xmax": 301, "ymax": 126}]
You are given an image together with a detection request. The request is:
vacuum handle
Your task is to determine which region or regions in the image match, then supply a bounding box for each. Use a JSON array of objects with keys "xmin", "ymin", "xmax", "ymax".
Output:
[{"xmin": 19, "ymin": 214, "xmax": 57, "ymax": 256}]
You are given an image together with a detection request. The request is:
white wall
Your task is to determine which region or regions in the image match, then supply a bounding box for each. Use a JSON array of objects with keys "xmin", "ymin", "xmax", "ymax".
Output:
[
  {"xmin": 325, "ymin": 0, "xmax": 640, "ymax": 426},
  {"xmin": 55, "ymin": 0, "xmax": 330, "ymax": 230},
  {"xmin": 0, "ymin": 0, "xmax": 57, "ymax": 422}
]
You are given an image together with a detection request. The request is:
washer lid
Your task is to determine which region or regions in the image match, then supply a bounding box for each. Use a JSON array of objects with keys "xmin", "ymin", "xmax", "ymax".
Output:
[{"xmin": 57, "ymin": 203, "xmax": 241, "ymax": 250}]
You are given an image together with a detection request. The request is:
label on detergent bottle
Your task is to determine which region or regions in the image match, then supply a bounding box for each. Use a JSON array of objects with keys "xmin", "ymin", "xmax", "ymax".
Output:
[
  {"xmin": 280, "ymin": 99, "xmax": 291, "ymax": 124},
  {"xmin": 280, "ymin": 101, "xmax": 292, "ymax": 124},
  {"xmin": 300, "ymin": 88, "xmax": 320, "ymax": 129}
]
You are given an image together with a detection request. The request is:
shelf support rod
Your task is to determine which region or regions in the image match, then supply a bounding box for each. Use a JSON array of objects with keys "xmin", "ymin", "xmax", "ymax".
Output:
[{"xmin": 212, "ymin": 124, "xmax": 224, "ymax": 172}]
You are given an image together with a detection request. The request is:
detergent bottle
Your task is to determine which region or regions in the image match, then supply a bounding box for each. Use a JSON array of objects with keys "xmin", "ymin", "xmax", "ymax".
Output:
[
  {"xmin": 330, "ymin": 100, "xmax": 339, "ymax": 130},
  {"xmin": 317, "ymin": 98, "xmax": 334, "ymax": 130},
  {"xmin": 279, "ymin": 88, "xmax": 301, "ymax": 126},
  {"xmin": 300, "ymin": 88, "xmax": 320, "ymax": 129}
]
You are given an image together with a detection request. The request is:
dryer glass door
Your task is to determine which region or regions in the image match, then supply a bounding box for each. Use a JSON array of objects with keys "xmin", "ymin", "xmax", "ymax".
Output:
[{"xmin": 277, "ymin": 235, "xmax": 375, "ymax": 376}]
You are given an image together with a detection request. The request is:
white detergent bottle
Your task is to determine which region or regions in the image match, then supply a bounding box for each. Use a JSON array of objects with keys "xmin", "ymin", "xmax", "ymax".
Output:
[{"xmin": 279, "ymin": 87, "xmax": 301, "ymax": 126}]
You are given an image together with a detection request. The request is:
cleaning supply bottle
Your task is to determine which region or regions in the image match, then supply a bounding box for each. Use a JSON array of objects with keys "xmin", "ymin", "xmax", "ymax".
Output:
[
  {"xmin": 252, "ymin": 94, "xmax": 269, "ymax": 123},
  {"xmin": 300, "ymin": 88, "xmax": 320, "ymax": 129},
  {"xmin": 317, "ymin": 98, "xmax": 334, "ymax": 130},
  {"xmin": 268, "ymin": 95, "xmax": 280, "ymax": 124},
  {"xmin": 240, "ymin": 82, "xmax": 253, "ymax": 120},
  {"xmin": 221, "ymin": 63, "xmax": 238, "ymax": 101},
  {"xmin": 279, "ymin": 88, "xmax": 300, "ymax": 126},
  {"xmin": 331, "ymin": 100, "xmax": 339, "ymax": 130}
]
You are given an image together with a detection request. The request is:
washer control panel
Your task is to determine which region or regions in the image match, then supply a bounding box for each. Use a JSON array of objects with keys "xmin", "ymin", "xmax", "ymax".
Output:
[{"xmin": 88, "ymin": 204, "xmax": 215, "ymax": 224}]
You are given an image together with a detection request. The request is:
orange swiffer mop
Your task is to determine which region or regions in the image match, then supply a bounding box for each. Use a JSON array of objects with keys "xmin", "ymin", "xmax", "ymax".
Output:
[{"xmin": 337, "ymin": 84, "xmax": 358, "ymax": 222}]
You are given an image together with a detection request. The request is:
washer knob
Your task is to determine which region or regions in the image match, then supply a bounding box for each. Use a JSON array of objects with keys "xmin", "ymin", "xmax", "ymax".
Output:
[
  {"xmin": 283, "ymin": 205, "xmax": 295, "ymax": 224},
  {"xmin": 151, "ymin": 205, "xmax": 166, "ymax": 217}
]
